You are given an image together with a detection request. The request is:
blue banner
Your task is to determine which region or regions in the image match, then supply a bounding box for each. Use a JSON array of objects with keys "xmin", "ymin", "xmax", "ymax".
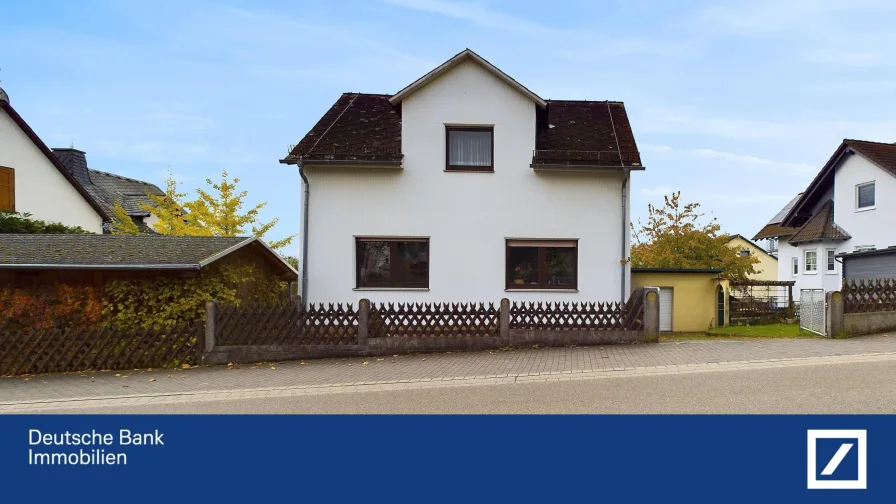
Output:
[{"xmin": 0, "ymin": 415, "xmax": 891, "ymax": 502}]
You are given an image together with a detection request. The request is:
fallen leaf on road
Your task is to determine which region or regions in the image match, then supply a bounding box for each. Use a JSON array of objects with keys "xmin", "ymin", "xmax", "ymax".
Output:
[
  {"xmin": 362, "ymin": 361, "xmax": 369, "ymax": 365},
  {"xmin": 182, "ymin": 364, "xmax": 191, "ymax": 369},
  {"xmin": 376, "ymin": 358, "xmax": 384, "ymax": 361},
  {"xmin": 115, "ymin": 373, "xmax": 121, "ymax": 377},
  {"xmin": 393, "ymin": 354, "xmax": 399, "ymax": 358},
  {"xmin": 270, "ymin": 366, "xmax": 277, "ymax": 370},
  {"xmin": 167, "ymin": 375, "xmax": 172, "ymax": 378},
  {"xmin": 300, "ymin": 361, "xmax": 307, "ymax": 365},
  {"xmin": 421, "ymin": 358, "xmax": 427, "ymax": 361},
  {"xmin": 24, "ymin": 378, "xmax": 30, "ymax": 381},
  {"xmin": 148, "ymin": 378, "xmax": 156, "ymax": 382}
]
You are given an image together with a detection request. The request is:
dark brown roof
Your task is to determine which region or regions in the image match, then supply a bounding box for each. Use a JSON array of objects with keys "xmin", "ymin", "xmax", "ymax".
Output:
[
  {"xmin": 844, "ymin": 139, "xmax": 896, "ymax": 177},
  {"xmin": 283, "ymin": 51, "xmax": 641, "ymax": 168},
  {"xmin": 0, "ymin": 102, "xmax": 110, "ymax": 220},
  {"xmin": 787, "ymin": 200, "xmax": 851, "ymax": 244},
  {"xmin": 753, "ymin": 223, "xmax": 798, "ymax": 240},
  {"xmin": 533, "ymin": 101, "xmax": 641, "ymax": 166},
  {"xmin": 285, "ymin": 93, "xmax": 402, "ymax": 162},
  {"xmin": 285, "ymin": 95, "xmax": 641, "ymax": 167}
]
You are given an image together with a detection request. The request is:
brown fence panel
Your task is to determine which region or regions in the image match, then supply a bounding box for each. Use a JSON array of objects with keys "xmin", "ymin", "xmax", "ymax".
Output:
[
  {"xmin": 215, "ymin": 300, "xmax": 359, "ymax": 346},
  {"xmin": 0, "ymin": 324, "xmax": 199, "ymax": 376},
  {"xmin": 509, "ymin": 301, "xmax": 633, "ymax": 330},
  {"xmin": 369, "ymin": 302, "xmax": 499, "ymax": 338},
  {"xmin": 843, "ymin": 279, "xmax": 896, "ymax": 314}
]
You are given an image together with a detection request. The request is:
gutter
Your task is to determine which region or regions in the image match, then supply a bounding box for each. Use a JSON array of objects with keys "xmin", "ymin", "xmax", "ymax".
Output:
[
  {"xmin": 279, "ymin": 157, "xmax": 311, "ymax": 303},
  {"xmin": 621, "ymin": 167, "xmax": 630, "ymax": 304}
]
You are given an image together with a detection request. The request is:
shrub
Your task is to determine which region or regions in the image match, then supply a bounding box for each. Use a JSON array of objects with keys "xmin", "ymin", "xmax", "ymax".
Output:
[{"xmin": 0, "ymin": 211, "xmax": 92, "ymax": 234}]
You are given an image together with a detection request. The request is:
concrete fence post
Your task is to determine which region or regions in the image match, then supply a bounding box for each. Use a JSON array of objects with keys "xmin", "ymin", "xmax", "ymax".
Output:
[
  {"xmin": 643, "ymin": 287, "xmax": 660, "ymax": 343},
  {"xmin": 499, "ymin": 298, "xmax": 510, "ymax": 345},
  {"xmin": 204, "ymin": 300, "xmax": 217, "ymax": 353},
  {"xmin": 826, "ymin": 291, "xmax": 844, "ymax": 338},
  {"xmin": 358, "ymin": 298, "xmax": 370, "ymax": 347}
]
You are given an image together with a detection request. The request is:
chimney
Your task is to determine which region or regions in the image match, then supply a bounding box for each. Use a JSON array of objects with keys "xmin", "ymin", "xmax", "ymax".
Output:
[{"xmin": 51, "ymin": 148, "xmax": 92, "ymax": 186}]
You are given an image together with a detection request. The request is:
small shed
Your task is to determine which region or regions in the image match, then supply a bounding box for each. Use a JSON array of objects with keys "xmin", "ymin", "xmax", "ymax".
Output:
[
  {"xmin": 838, "ymin": 247, "xmax": 896, "ymax": 282},
  {"xmin": 0, "ymin": 235, "xmax": 297, "ymax": 294},
  {"xmin": 631, "ymin": 268, "xmax": 729, "ymax": 332}
]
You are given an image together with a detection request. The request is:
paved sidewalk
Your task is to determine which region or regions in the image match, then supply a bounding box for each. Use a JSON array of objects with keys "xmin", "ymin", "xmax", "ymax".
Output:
[{"xmin": 1, "ymin": 334, "xmax": 894, "ymax": 409}]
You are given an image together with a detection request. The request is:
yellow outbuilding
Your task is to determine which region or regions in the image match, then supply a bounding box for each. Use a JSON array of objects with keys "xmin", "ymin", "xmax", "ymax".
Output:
[
  {"xmin": 726, "ymin": 235, "xmax": 778, "ymax": 281},
  {"xmin": 631, "ymin": 268, "xmax": 729, "ymax": 332}
]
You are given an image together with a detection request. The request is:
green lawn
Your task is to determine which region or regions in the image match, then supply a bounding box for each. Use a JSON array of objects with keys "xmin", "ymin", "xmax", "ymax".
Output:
[{"xmin": 661, "ymin": 323, "xmax": 816, "ymax": 341}]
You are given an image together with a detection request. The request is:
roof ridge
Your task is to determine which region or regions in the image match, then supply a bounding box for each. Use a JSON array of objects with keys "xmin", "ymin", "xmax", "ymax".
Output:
[
  {"xmin": 844, "ymin": 138, "xmax": 896, "ymax": 146},
  {"xmin": 547, "ymin": 99, "xmax": 626, "ymax": 104},
  {"xmin": 88, "ymin": 168, "xmax": 158, "ymax": 186}
]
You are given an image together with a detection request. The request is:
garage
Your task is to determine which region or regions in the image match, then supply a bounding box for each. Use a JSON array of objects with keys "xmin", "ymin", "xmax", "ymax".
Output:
[{"xmin": 658, "ymin": 287, "xmax": 673, "ymax": 332}]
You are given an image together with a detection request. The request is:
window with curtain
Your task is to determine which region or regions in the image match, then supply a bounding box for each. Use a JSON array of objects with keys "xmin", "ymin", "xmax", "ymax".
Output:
[
  {"xmin": 826, "ymin": 249, "xmax": 836, "ymax": 273},
  {"xmin": 805, "ymin": 250, "xmax": 817, "ymax": 272},
  {"xmin": 356, "ymin": 238, "xmax": 429, "ymax": 288},
  {"xmin": 446, "ymin": 127, "xmax": 493, "ymax": 171},
  {"xmin": 505, "ymin": 239, "xmax": 577, "ymax": 289}
]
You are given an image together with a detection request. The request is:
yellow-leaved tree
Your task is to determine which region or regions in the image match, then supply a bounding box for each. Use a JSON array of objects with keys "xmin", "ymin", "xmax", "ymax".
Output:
[
  {"xmin": 110, "ymin": 171, "xmax": 293, "ymax": 249},
  {"xmin": 631, "ymin": 191, "xmax": 758, "ymax": 280}
]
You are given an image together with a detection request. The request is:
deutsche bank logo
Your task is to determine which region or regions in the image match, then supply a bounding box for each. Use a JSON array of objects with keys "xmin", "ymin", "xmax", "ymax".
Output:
[{"xmin": 807, "ymin": 430, "xmax": 867, "ymax": 490}]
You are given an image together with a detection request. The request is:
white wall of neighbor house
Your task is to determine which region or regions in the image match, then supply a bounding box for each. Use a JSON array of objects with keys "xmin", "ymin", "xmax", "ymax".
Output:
[
  {"xmin": 0, "ymin": 110, "xmax": 104, "ymax": 233},
  {"xmin": 304, "ymin": 60, "xmax": 628, "ymax": 303},
  {"xmin": 834, "ymin": 153, "xmax": 896, "ymax": 251},
  {"xmin": 777, "ymin": 240, "xmax": 842, "ymax": 294}
]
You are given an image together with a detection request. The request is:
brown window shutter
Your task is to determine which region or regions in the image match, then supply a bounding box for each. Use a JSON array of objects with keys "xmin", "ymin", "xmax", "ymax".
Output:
[{"xmin": 0, "ymin": 167, "xmax": 14, "ymax": 212}]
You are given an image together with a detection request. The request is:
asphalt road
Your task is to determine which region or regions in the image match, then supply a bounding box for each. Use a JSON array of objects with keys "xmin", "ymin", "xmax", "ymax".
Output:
[{"xmin": 31, "ymin": 359, "xmax": 896, "ymax": 414}]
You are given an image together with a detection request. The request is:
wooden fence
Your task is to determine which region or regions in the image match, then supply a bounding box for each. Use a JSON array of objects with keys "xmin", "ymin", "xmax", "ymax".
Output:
[
  {"xmin": 729, "ymin": 280, "xmax": 795, "ymax": 323},
  {"xmin": 0, "ymin": 324, "xmax": 200, "ymax": 376},
  {"xmin": 843, "ymin": 278, "xmax": 896, "ymax": 314},
  {"xmin": 510, "ymin": 300, "xmax": 641, "ymax": 330},
  {"xmin": 213, "ymin": 300, "xmax": 359, "ymax": 346},
  {"xmin": 370, "ymin": 302, "xmax": 500, "ymax": 338}
]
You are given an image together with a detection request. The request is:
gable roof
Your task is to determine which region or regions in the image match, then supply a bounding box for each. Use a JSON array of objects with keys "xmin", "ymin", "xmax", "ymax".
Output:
[
  {"xmin": 0, "ymin": 102, "xmax": 109, "ymax": 220},
  {"xmin": 0, "ymin": 235, "xmax": 297, "ymax": 279},
  {"xmin": 389, "ymin": 49, "xmax": 546, "ymax": 108},
  {"xmin": 727, "ymin": 234, "xmax": 777, "ymax": 260},
  {"xmin": 787, "ymin": 200, "xmax": 851, "ymax": 244},
  {"xmin": 782, "ymin": 139, "xmax": 896, "ymax": 228},
  {"xmin": 51, "ymin": 148, "xmax": 164, "ymax": 219},
  {"xmin": 282, "ymin": 50, "xmax": 641, "ymax": 169}
]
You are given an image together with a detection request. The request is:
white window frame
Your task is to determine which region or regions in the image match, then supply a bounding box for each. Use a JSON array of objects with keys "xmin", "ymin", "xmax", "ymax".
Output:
[
  {"xmin": 792, "ymin": 257, "xmax": 799, "ymax": 277},
  {"xmin": 804, "ymin": 249, "xmax": 818, "ymax": 274},
  {"xmin": 856, "ymin": 181, "xmax": 875, "ymax": 211},
  {"xmin": 825, "ymin": 248, "xmax": 837, "ymax": 274},
  {"xmin": 854, "ymin": 245, "xmax": 876, "ymax": 253}
]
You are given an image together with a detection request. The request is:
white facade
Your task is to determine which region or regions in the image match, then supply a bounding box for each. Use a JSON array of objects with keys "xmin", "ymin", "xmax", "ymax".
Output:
[
  {"xmin": 780, "ymin": 150, "xmax": 896, "ymax": 293},
  {"xmin": 0, "ymin": 108, "xmax": 104, "ymax": 233},
  {"xmin": 303, "ymin": 60, "xmax": 630, "ymax": 303}
]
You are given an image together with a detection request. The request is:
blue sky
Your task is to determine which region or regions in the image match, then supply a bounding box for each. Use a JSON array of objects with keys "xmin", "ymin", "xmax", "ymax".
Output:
[{"xmin": 3, "ymin": 0, "xmax": 896, "ymax": 250}]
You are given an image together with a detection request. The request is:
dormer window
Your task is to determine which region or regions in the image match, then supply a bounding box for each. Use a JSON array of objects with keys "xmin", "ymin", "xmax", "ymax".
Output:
[{"xmin": 446, "ymin": 126, "xmax": 493, "ymax": 172}]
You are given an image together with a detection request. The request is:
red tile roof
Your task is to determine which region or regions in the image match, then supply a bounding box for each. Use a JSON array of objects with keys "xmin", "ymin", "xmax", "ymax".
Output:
[
  {"xmin": 844, "ymin": 139, "xmax": 896, "ymax": 177},
  {"xmin": 787, "ymin": 200, "xmax": 851, "ymax": 244}
]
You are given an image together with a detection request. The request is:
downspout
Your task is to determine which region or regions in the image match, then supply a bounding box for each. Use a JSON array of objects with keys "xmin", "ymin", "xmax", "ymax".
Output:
[
  {"xmin": 298, "ymin": 161, "xmax": 310, "ymax": 304},
  {"xmin": 621, "ymin": 167, "xmax": 630, "ymax": 304}
]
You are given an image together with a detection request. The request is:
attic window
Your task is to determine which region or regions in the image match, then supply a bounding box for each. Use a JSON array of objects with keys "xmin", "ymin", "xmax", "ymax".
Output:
[
  {"xmin": 446, "ymin": 126, "xmax": 493, "ymax": 172},
  {"xmin": 856, "ymin": 181, "xmax": 875, "ymax": 210}
]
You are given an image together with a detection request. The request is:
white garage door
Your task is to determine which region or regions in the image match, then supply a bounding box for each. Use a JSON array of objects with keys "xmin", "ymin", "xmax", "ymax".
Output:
[{"xmin": 658, "ymin": 288, "xmax": 673, "ymax": 332}]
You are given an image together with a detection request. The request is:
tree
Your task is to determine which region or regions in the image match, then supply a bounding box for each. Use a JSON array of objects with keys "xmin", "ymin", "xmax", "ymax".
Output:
[
  {"xmin": 630, "ymin": 191, "xmax": 758, "ymax": 280},
  {"xmin": 108, "ymin": 201, "xmax": 141, "ymax": 235},
  {"xmin": 111, "ymin": 171, "xmax": 292, "ymax": 248},
  {"xmin": 0, "ymin": 211, "xmax": 91, "ymax": 234}
]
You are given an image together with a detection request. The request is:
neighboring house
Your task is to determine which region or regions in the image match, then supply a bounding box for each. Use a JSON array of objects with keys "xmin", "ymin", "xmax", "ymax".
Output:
[
  {"xmin": 51, "ymin": 148, "xmax": 164, "ymax": 232},
  {"xmin": 631, "ymin": 268, "xmax": 728, "ymax": 332},
  {"xmin": 281, "ymin": 49, "xmax": 644, "ymax": 303},
  {"xmin": 726, "ymin": 234, "xmax": 778, "ymax": 281},
  {"xmin": 0, "ymin": 235, "xmax": 297, "ymax": 289},
  {"xmin": 754, "ymin": 139, "xmax": 896, "ymax": 294},
  {"xmin": 0, "ymin": 86, "xmax": 108, "ymax": 232}
]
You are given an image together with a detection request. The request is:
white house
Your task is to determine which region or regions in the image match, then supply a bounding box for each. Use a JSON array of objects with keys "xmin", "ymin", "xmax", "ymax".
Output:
[
  {"xmin": 754, "ymin": 139, "xmax": 896, "ymax": 294},
  {"xmin": 281, "ymin": 49, "xmax": 644, "ymax": 303},
  {"xmin": 0, "ymin": 86, "xmax": 163, "ymax": 233},
  {"xmin": 0, "ymin": 86, "xmax": 107, "ymax": 232}
]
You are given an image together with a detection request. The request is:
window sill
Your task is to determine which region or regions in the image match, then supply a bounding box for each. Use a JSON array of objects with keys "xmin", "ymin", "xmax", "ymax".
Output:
[
  {"xmin": 856, "ymin": 206, "xmax": 875, "ymax": 212},
  {"xmin": 504, "ymin": 288, "xmax": 579, "ymax": 293},
  {"xmin": 444, "ymin": 168, "xmax": 494, "ymax": 173},
  {"xmin": 803, "ymin": 271, "xmax": 818, "ymax": 275},
  {"xmin": 353, "ymin": 287, "xmax": 430, "ymax": 292},
  {"xmin": 825, "ymin": 271, "xmax": 838, "ymax": 275}
]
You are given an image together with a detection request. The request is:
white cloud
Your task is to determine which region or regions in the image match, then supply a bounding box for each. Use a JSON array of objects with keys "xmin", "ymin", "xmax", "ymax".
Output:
[{"xmin": 688, "ymin": 148, "xmax": 816, "ymax": 174}]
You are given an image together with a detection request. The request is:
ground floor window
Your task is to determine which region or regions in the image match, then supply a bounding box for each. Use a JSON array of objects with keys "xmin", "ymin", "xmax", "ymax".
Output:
[
  {"xmin": 356, "ymin": 238, "xmax": 429, "ymax": 288},
  {"xmin": 505, "ymin": 239, "xmax": 577, "ymax": 289},
  {"xmin": 804, "ymin": 250, "xmax": 817, "ymax": 273}
]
